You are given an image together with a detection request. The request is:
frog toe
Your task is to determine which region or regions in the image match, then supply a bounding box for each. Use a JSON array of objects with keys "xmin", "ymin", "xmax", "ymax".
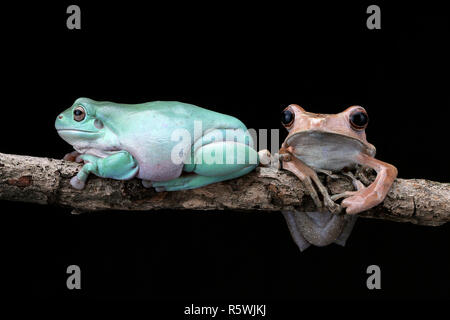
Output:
[
  {"xmin": 341, "ymin": 197, "xmax": 364, "ymax": 215},
  {"xmin": 323, "ymin": 197, "xmax": 342, "ymax": 214},
  {"xmin": 330, "ymin": 190, "xmax": 357, "ymax": 201},
  {"xmin": 63, "ymin": 151, "xmax": 81, "ymax": 162},
  {"xmin": 151, "ymin": 180, "xmax": 184, "ymax": 192},
  {"xmin": 141, "ymin": 180, "xmax": 153, "ymax": 188},
  {"xmin": 70, "ymin": 176, "xmax": 86, "ymax": 190}
]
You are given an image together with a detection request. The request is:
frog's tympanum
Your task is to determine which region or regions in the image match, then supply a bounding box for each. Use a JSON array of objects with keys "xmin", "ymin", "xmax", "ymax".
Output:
[
  {"xmin": 264, "ymin": 104, "xmax": 397, "ymax": 251},
  {"xmin": 56, "ymin": 98, "xmax": 258, "ymax": 191}
]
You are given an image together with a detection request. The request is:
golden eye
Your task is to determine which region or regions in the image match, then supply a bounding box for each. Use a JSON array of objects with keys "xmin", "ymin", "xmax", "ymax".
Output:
[{"xmin": 73, "ymin": 106, "xmax": 86, "ymax": 122}]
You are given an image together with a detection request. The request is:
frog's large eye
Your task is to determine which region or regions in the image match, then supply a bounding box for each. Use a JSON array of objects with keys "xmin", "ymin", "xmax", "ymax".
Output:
[
  {"xmin": 281, "ymin": 109, "xmax": 294, "ymax": 126},
  {"xmin": 349, "ymin": 109, "xmax": 368, "ymax": 130},
  {"xmin": 73, "ymin": 106, "xmax": 86, "ymax": 122}
]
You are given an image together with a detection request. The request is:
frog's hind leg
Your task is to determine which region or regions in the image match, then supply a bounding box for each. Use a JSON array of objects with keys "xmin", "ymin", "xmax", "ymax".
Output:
[
  {"xmin": 333, "ymin": 215, "xmax": 358, "ymax": 247},
  {"xmin": 152, "ymin": 165, "xmax": 256, "ymax": 192},
  {"xmin": 282, "ymin": 211, "xmax": 311, "ymax": 251},
  {"xmin": 330, "ymin": 171, "xmax": 366, "ymax": 201},
  {"xmin": 141, "ymin": 180, "xmax": 153, "ymax": 188},
  {"xmin": 281, "ymin": 155, "xmax": 341, "ymax": 214},
  {"xmin": 282, "ymin": 210, "xmax": 352, "ymax": 251},
  {"xmin": 152, "ymin": 131, "xmax": 258, "ymax": 191}
]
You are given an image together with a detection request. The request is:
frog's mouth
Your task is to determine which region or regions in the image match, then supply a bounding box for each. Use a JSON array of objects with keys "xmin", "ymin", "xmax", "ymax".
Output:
[
  {"xmin": 56, "ymin": 128, "xmax": 102, "ymax": 145},
  {"xmin": 57, "ymin": 129, "xmax": 98, "ymax": 133},
  {"xmin": 285, "ymin": 130, "xmax": 375, "ymax": 171}
]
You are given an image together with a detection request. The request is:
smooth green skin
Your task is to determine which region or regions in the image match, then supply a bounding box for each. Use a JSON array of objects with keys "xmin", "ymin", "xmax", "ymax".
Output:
[{"xmin": 55, "ymin": 98, "xmax": 258, "ymax": 191}]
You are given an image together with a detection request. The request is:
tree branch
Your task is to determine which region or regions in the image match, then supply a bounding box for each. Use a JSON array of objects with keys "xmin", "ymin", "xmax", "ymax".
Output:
[{"xmin": 0, "ymin": 152, "xmax": 448, "ymax": 226}]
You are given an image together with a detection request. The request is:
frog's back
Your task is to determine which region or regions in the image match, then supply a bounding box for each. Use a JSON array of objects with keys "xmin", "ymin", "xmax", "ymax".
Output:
[
  {"xmin": 104, "ymin": 100, "xmax": 246, "ymax": 132},
  {"xmin": 148, "ymin": 101, "xmax": 247, "ymax": 129}
]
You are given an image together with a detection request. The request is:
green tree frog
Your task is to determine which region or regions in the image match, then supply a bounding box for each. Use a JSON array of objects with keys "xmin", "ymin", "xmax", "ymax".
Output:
[
  {"xmin": 55, "ymin": 98, "xmax": 258, "ymax": 191},
  {"xmin": 261, "ymin": 104, "xmax": 397, "ymax": 251}
]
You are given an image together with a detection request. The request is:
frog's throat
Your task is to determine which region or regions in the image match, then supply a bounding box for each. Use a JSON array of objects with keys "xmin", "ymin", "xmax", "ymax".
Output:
[{"xmin": 286, "ymin": 130, "xmax": 375, "ymax": 157}]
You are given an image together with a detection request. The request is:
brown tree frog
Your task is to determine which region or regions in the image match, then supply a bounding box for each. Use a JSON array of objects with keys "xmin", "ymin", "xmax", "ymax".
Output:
[{"xmin": 261, "ymin": 104, "xmax": 397, "ymax": 251}]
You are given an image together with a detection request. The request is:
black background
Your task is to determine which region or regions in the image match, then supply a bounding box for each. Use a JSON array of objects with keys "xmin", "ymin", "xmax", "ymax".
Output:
[{"xmin": 2, "ymin": 0, "xmax": 449, "ymax": 313}]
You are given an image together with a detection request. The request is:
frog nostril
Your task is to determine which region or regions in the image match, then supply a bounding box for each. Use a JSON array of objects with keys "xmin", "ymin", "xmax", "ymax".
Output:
[
  {"xmin": 58, "ymin": 115, "xmax": 63, "ymax": 119},
  {"xmin": 94, "ymin": 119, "xmax": 104, "ymax": 129}
]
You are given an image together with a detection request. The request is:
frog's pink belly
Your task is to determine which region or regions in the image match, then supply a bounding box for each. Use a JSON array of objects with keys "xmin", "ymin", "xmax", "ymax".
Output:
[{"xmin": 136, "ymin": 160, "xmax": 184, "ymax": 181}]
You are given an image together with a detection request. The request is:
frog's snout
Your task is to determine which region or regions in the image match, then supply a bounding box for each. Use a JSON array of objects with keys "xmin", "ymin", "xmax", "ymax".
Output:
[{"xmin": 55, "ymin": 113, "xmax": 66, "ymax": 130}]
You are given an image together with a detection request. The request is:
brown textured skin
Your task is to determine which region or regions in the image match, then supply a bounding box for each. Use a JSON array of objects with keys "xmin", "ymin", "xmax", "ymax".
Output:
[
  {"xmin": 281, "ymin": 104, "xmax": 398, "ymax": 214},
  {"xmin": 0, "ymin": 152, "xmax": 448, "ymax": 226}
]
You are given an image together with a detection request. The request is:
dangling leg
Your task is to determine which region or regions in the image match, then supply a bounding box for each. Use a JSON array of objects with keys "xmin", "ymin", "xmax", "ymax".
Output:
[
  {"xmin": 334, "ymin": 215, "xmax": 358, "ymax": 247},
  {"xmin": 330, "ymin": 171, "xmax": 365, "ymax": 246},
  {"xmin": 282, "ymin": 211, "xmax": 311, "ymax": 252}
]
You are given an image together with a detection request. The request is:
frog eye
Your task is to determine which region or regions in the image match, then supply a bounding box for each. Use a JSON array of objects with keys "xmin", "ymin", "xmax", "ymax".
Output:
[
  {"xmin": 73, "ymin": 106, "xmax": 86, "ymax": 122},
  {"xmin": 281, "ymin": 109, "xmax": 294, "ymax": 126},
  {"xmin": 349, "ymin": 109, "xmax": 369, "ymax": 130}
]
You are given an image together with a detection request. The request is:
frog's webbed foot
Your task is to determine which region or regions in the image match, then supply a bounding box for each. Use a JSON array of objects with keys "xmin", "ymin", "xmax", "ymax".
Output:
[
  {"xmin": 63, "ymin": 151, "xmax": 83, "ymax": 163},
  {"xmin": 281, "ymin": 152, "xmax": 341, "ymax": 214},
  {"xmin": 68, "ymin": 151, "xmax": 139, "ymax": 190}
]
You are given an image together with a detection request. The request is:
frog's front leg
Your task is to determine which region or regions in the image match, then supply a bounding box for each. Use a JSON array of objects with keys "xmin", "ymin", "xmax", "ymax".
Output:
[
  {"xmin": 70, "ymin": 151, "xmax": 139, "ymax": 190},
  {"xmin": 341, "ymin": 153, "xmax": 397, "ymax": 214}
]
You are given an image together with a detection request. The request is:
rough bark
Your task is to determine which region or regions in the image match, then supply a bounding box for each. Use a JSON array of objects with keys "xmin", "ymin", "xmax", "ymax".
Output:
[{"xmin": 0, "ymin": 152, "xmax": 449, "ymax": 226}]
